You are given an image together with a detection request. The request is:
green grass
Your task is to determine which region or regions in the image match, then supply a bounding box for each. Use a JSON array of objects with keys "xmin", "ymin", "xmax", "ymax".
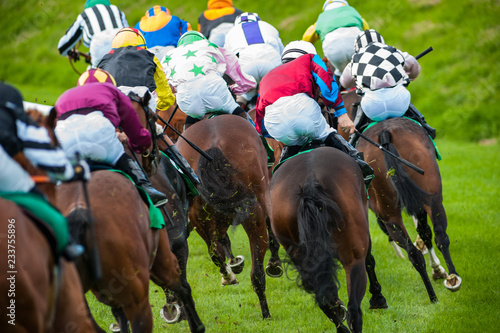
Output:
[
  {"xmin": 1, "ymin": 0, "xmax": 499, "ymax": 141},
  {"xmin": 2, "ymin": 1, "xmax": 499, "ymax": 331},
  {"xmin": 86, "ymin": 139, "xmax": 500, "ymax": 332}
]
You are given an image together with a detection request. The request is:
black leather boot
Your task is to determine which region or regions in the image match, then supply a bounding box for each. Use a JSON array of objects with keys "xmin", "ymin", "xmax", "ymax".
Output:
[
  {"xmin": 324, "ymin": 132, "xmax": 374, "ymax": 186},
  {"xmin": 278, "ymin": 145, "xmax": 303, "ymax": 164},
  {"xmin": 184, "ymin": 115, "xmax": 201, "ymax": 131},
  {"xmin": 405, "ymin": 103, "xmax": 436, "ymax": 139},
  {"xmin": 163, "ymin": 145, "xmax": 200, "ymax": 186},
  {"xmin": 115, "ymin": 154, "xmax": 167, "ymax": 207},
  {"xmin": 349, "ymin": 103, "xmax": 369, "ymax": 147}
]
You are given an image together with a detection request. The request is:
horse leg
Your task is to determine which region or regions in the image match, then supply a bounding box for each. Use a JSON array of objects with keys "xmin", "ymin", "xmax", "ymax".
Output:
[
  {"xmin": 265, "ymin": 216, "xmax": 283, "ymax": 278},
  {"xmin": 412, "ymin": 216, "xmax": 428, "ymax": 254},
  {"xmin": 150, "ymin": 229, "xmax": 205, "ymax": 332},
  {"xmin": 384, "ymin": 217, "xmax": 438, "ymax": 303},
  {"xmin": 414, "ymin": 211, "xmax": 446, "ymax": 280},
  {"xmin": 242, "ymin": 209, "xmax": 271, "ymax": 319},
  {"xmin": 378, "ymin": 216, "xmax": 404, "ymax": 258},
  {"xmin": 122, "ymin": 297, "xmax": 153, "ymax": 333},
  {"xmin": 111, "ymin": 306, "xmax": 130, "ymax": 333},
  {"xmin": 344, "ymin": 260, "xmax": 367, "ymax": 333},
  {"xmin": 427, "ymin": 200, "xmax": 462, "ymax": 291},
  {"xmin": 220, "ymin": 232, "xmax": 245, "ymax": 275},
  {"xmin": 365, "ymin": 241, "xmax": 388, "ymax": 309}
]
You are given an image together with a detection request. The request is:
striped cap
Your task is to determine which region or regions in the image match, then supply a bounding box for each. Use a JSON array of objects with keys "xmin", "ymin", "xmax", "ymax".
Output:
[
  {"xmin": 354, "ymin": 29, "xmax": 385, "ymax": 53},
  {"xmin": 281, "ymin": 40, "xmax": 317, "ymax": 64},
  {"xmin": 235, "ymin": 12, "xmax": 261, "ymax": 25},
  {"xmin": 77, "ymin": 69, "xmax": 116, "ymax": 87}
]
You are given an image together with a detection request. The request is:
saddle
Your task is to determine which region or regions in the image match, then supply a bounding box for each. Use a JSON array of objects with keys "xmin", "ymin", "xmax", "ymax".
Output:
[{"xmin": 273, "ymin": 140, "xmax": 324, "ymax": 174}]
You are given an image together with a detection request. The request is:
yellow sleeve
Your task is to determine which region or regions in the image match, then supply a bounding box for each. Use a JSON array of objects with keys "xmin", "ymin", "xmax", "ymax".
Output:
[
  {"xmin": 302, "ymin": 23, "xmax": 320, "ymax": 44},
  {"xmin": 153, "ymin": 56, "xmax": 175, "ymax": 111},
  {"xmin": 362, "ymin": 18, "xmax": 369, "ymax": 30}
]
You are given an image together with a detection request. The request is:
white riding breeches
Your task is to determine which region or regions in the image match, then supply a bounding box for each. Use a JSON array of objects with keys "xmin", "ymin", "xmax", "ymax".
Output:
[
  {"xmin": 264, "ymin": 93, "xmax": 335, "ymax": 146},
  {"xmin": 208, "ymin": 22, "xmax": 234, "ymax": 47},
  {"xmin": 55, "ymin": 111, "xmax": 124, "ymax": 165},
  {"xmin": 90, "ymin": 28, "xmax": 120, "ymax": 68},
  {"xmin": 322, "ymin": 27, "xmax": 361, "ymax": 76},
  {"xmin": 360, "ymin": 84, "xmax": 411, "ymax": 121},
  {"xmin": 176, "ymin": 74, "xmax": 239, "ymax": 119},
  {"xmin": 238, "ymin": 44, "xmax": 282, "ymax": 101},
  {"xmin": 0, "ymin": 146, "xmax": 34, "ymax": 192}
]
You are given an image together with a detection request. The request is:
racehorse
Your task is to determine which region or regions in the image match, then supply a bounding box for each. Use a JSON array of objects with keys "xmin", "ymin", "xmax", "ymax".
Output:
[
  {"xmin": 342, "ymin": 89, "xmax": 462, "ymax": 302},
  {"xmin": 176, "ymin": 114, "xmax": 280, "ymax": 319},
  {"xmin": 0, "ymin": 109, "xmax": 95, "ymax": 333},
  {"xmin": 269, "ymin": 147, "xmax": 388, "ymax": 333},
  {"xmin": 55, "ymin": 96, "xmax": 205, "ymax": 332}
]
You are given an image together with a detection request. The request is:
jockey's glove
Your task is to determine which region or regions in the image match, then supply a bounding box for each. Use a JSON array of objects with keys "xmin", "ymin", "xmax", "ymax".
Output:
[{"xmin": 71, "ymin": 159, "xmax": 91, "ymax": 182}]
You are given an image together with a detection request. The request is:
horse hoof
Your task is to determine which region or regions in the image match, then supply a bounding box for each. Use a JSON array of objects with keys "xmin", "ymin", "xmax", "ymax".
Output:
[
  {"xmin": 432, "ymin": 266, "xmax": 447, "ymax": 280},
  {"xmin": 369, "ymin": 295, "xmax": 389, "ymax": 309},
  {"xmin": 109, "ymin": 323, "xmax": 121, "ymax": 332},
  {"xmin": 160, "ymin": 303, "xmax": 182, "ymax": 324},
  {"xmin": 221, "ymin": 271, "xmax": 239, "ymax": 286},
  {"xmin": 229, "ymin": 255, "xmax": 245, "ymax": 274},
  {"xmin": 444, "ymin": 274, "xmax": 462, "ymax": 292},
  {"xmin": 265, "ymin": 262, "xmax": 283, "ymax": 278}
]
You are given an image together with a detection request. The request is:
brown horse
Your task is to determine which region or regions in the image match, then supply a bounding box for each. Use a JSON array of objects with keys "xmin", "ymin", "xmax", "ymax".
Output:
[
  {"xmin": 0, "ymin": 109, "xmax": 95, "ymax": 333},
  {"xmin": 176, "ymin": 114, "xmax": 279, "ymax": 319},
  {"xmin": 342, "ymin": 90, "xmax": 461, "ymax": 302},
  {"xmin": 55, "ymin": 97, "xmax": 205, "ymax": 332},
  {"xmin": 269, "ymin": 147, "xmax": 387, "ymax": 333}
]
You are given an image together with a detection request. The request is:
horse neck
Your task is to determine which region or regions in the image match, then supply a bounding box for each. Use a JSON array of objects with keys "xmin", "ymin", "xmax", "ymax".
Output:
[
  {"xmin": 14, "ymin": 152, "xmax": 57, "ymax": 205},
  {"xmin": 130, "ymin": 100, "xmax": 159, "ymax": 176}
]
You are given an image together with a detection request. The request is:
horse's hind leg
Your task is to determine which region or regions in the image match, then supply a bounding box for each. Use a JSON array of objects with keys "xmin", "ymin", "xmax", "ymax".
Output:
[
  {"xmin": 365, "ymin": 241, "xmax": 388, "ymax": 309},
  {"xmin": 150, "ymin": 229, "xmax": 205, "ymax": 332},
  {"xmin": 427, "ymin": 200, "xmax": 462, "ymax": 290},
  {"xmin": 384, "ymin": 217, "xmax": 438, "ymax": 303},
  {"xmin": 111, "ymin": 306, "xmax": 130, "ymax": 333},
  {"xmin": 220, "ymin": 232, "xmax": 245, "ymax": 274},
  {"xmin": 123, "ymin": 296, "xmax": 153, "ymax": 333},
  {"xmin": 265, "ymin": 216, "xmax": 283, "ymax": 278},
  {"xmin": 378, "ymin": 216, "xmax": 404, "ymax": 258},
  {"xmin": 414, "ymin": 211, "xmax": 447, "ymax": 280},
  {"xmin": 243, "ymin": 210, "xmax": 271, "ymax": 319},
  {"xmin": 344, "ymin": 260, "xmax": 368, "ymax": 333}
]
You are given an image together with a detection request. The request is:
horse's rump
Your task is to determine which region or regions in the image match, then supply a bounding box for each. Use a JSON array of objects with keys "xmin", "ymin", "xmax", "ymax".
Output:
[{"xmin": 197, "ymin": 146, "xmax": 257, "ymax": 222}]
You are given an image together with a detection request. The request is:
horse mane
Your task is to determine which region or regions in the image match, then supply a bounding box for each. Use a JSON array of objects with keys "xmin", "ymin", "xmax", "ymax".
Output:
[
  {"xmin": 286, "ymin": 176, "xmax": 343, "ymax": 305},
  {"xmin": 379, "ymin": 130, "xmax": 432, "ymax": 216},
  {"xmin": 197, "ymin": 147, "xmax": 256, "ymax": 225}
]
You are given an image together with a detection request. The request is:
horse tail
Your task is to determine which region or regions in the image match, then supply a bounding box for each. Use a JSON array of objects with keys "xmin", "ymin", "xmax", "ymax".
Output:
[
  {"xmin": 197, "ymin": 147, "xmax": 256, "ymax": 224},
  {"xmin": 379, "ymin": 130, "xmax": 431, "ymax": 216},
  {"xmin": 292, "ymin": 176, "xmax": 343, "ymax": 305}
]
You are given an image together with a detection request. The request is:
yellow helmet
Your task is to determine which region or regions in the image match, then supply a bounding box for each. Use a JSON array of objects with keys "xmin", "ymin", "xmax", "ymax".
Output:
[{"xmin": 111, "ymin": 27, "xmax": 147, "ymax": 49}]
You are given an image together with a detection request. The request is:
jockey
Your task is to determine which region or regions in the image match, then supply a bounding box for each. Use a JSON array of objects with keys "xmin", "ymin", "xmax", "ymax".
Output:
[
  {"xmin": 198, "ymin": 0, "xmax": 244, "ymax": 47},
  {"xmin": 255, "ymin": 41, "xmax": 374, "ymax": 184},
  {"xmin": 303, "ymin": 0, "xmax": 369, "ymax": 77},
  {"xmin": 54, "ymin": 69, "xmax": 168, "ymax": 207},
  {"xmin": 97, "ymin": 27, "xmax": 176, "ymax": 113},
  {"xmin": 224, "ymin": 12, "xmax": 284, "ymax": 109},
  {"xmin": 57, "ymin": 0, "xmax": 129, "ymax": 68},
  {"xmin": 134, "ymin": 5, "xmax": 192, "ymax": 61},
  {"xmin": 162, "ymin": 31, "xmax": 256, "ymax": 129},
  {"xmin": 0, "ymin": 82, "xmax": 81, "ymax": 195},
  {"xmin": 340, "ymin": 29, "xmax": 436, "ymax": 144}
]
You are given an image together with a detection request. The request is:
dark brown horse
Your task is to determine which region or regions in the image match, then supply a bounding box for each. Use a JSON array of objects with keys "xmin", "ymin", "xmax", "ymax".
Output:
[
  {"xmin": 342, "ymin": 90, "xmax": 462, "ymax": 302},
  {"xmin": 269, "ymin": 147, "xmax": 387, "ymax": 333},
  {"xmin": 176, "ymin": 114, "xmax": 279, "ymax": 319},
  {"xmin": 0, "ymin": 108, "xmax": 95, "ymax": 333},
  {"xmin": 55, "ymin": 97, "xmax": 205, "ymax": 332}
]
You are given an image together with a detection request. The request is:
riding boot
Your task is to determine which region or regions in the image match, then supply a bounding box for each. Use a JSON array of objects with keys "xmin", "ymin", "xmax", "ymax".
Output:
[
  {"xmin": 184, "ymin": 115, "xmax": 201, "ymax": 131},
  {"xmin": 232, "ymin": 106, "xmax": 256, "ymax": 125},
  {"xmin": 324, "ymin": 132, "xmax": 374, "ymax": 186},
  {"xmin": 115, "ymin": 154, "xmax": 168, "ymax": 208},
  {"xmin": 259, "ymin": 135, "xmax": 276, "ymax": 168},
  {"xmin": 163, "ymin": 145, "xmax": 200, "ymax": 186},
  {"xmin": 278, "ymin": 145, "xmax": 303, "ymax": 164},
  {"xmin": 404, "ymin": 103, "xmax": 436, "ymax": 139},
  {"xmin": 349, "ymin": 103, "xmax": 369, "ymax": 147}
]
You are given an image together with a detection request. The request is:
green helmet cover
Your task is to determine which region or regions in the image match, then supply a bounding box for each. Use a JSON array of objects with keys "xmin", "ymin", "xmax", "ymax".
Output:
[
  {"xmin": 85, "ymin": 0, "xmax": 111, "ymax": 9},
  {"xmin": 177, "ymin": 31, "xmax": 206, "ymax": 47}
]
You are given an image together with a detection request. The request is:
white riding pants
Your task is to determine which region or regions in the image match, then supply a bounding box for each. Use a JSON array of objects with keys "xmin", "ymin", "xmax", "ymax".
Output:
[
  {"xmin": 360, "ymin": 84, "xmax": 411, "ymax": 121},
  {"xmin": 264, "ymin": 93, "xmax": 335, "ymax": 146},
  {"xmin": 0, "ymin": 146, "xmax": 34, "ymax": 192},
  {"xmin": 322, "ymin": 27, "xmax": 361, "ymax": 76},
  {"xmin": 55, "ymin": 111, "xmax": 124, "ymax": 165}
]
